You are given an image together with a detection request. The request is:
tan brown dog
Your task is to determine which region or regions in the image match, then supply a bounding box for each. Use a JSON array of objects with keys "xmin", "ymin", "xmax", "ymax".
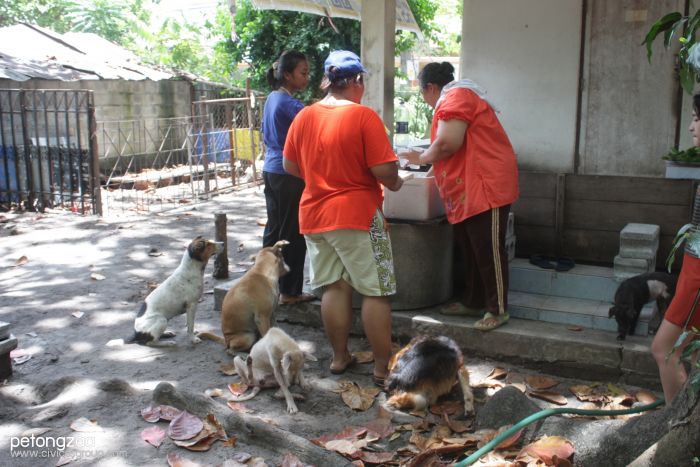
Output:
[
  {"xmin": 199, "ymin": 240, "xmax": 289, "ymax": 352},
  {"xmin": 384, "ymin": 335, "xmax": 474, "ymax": 416}
]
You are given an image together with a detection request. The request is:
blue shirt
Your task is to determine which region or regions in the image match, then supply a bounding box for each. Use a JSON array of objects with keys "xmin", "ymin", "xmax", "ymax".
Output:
[{"xmin": 262, "ymin": 90, "xmax": 304, "ymax": 174}]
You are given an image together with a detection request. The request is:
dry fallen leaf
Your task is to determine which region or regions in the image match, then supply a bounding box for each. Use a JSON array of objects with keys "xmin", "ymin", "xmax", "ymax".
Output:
[
  {"xmin": 219, "ymin": 363, "xmax": 237, "ymax": 376},
  {"xmin": 205, "ymin": 388, "xmax": 224, "ymax": 398},
  {"xmin": 356, "ymin": 451, "xmax": 395, "ymax": 464},
  {"xmin": 280, "ymin": 452, "xmax": 305, "ymax": 467},
  {"xmin": 15, "ymin": 255, "xmax": 28, "ymax": 266},
  {"xmin": 487, "ymin": 367, "xmax": 509, "ymax": 380},
  {"xmin": 517, "ymin": 435, "xmax": 575, "ymax": 464},
  {"xmin": 166, "ymin": 452, "xmax": 203, "ymax": 467},
  {"xmin": 141, "ymin": 426, "xmax": 166, "ymax": 448},
  {"xmin": 494, "ymin": 425, "xmax": 523, "ymax": 449},
  {"xmin": 528, "ymin": 390, "xmax": 568, "ymax": 405},
  {"xmin": 340, "ymin": 382, "xmax": 379, "ymax": 411},
  {"xmin": 352, "ymin": 351, "xmax": 374, "ymax": 364},
  {"xmin": 324, "ymin": 439, "xmax": 360, "ymax": 456},
  {"xmin": 71, "ymin": 311, "xmax": 84, "ymax": 319},
  {"xmin": 168, "ymin": 411, "xmax": 203, "ymax": 441},
  {"xmin": 364, "ymin": 417, "xmax": 394, "ymax": 439},
  {"xmin": 70, "ymin": 417, "xmax": 102, "ymax": 432},
  {"xmin": 90, "ymin": 273, "xmax": 106, "ymax": 281},
  {"xmin": 311, "ymin": 426, "xmax": 368, "ymax": 446},
  {"xmin": 158, "ymin": 405, "xmax": 182, "ymax": 421},
  {"xmin": 228, "ymin": 383, "xmax": 249, "ymax": 396},
  {"xmin": 569, "ymin": 384, "xmax": 607, "ymax": 403},
  {"xmin": 442, "ymin": 412, "xmax": 471, "ymax": 433},
  {"xmin": 525, "ymin": 375, "xmax": 559, "ymax": 390},
  {"xmin": 227, "ymin": 401, "xmax": 253, "ymax": 413},
  {"xmin": 567, "ymin": 325, "xmax": 584, "ymax": 332},
  {"xmin": 141, "ymin": 405, "xmax": 162, "ymax": 423},
  {"xmin": 429, "ymin": 399, "xmax": 463, "ymax": 416},
  {"xmin": 635, "ymin": 390, "xmax": 658, "ymax": 405}
]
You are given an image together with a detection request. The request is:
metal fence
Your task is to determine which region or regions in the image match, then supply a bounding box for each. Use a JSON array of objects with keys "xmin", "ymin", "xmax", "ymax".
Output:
[
  {"xmin": 0, "ymin": 89, "xmax": 100, "ymax": 214},
  {"xmin": 98, "ymin": 93, "xmax": 265, "ymax": 215}
]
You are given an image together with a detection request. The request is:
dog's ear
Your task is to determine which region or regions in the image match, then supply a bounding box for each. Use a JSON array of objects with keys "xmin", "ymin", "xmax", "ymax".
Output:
[
  {"xmin": 282, "ymin": 351, "xmax": 293, "ymax": 372},
  {"xmin": 273, "ymin": 240, "xmax": 290, "ymax": 251},
  {"xmin": 303, "ymin": 351, "xmax": 318, "ymax": 362}
]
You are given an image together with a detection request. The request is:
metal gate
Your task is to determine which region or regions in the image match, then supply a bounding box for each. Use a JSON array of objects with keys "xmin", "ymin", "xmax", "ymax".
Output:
[
  {"xmin": 98, "ymin": 92, "xmax": 265, "ymax": 215},
  {"xmin": 0, "ymin": 89, "xmax": 100, "ymax": 214}
]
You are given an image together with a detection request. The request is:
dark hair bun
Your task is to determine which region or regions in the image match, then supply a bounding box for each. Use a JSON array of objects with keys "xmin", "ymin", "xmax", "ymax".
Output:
[{"xmin": 440, "ymin": 62, "xmax": 455, "ymax": 74}]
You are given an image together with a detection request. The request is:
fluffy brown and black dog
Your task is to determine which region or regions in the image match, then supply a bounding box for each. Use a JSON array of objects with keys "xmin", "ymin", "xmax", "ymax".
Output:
[
  {"xmin": 385, "ymin": 335, "xmax": 474, "ymax": 416},
  {"xmin": 199, "ymin": 240, "xmax": 289, "ymax": 352},
  {"xmin": 608, "ymin": 271, "xmax": 677, "ymax": 340}
]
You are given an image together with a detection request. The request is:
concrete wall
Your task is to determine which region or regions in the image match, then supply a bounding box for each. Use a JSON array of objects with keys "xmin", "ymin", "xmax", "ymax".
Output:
[
  {"xmin": 460, "ymin": 0, "xmax": 582, "ymax": 173},
  {"xmin": 0, "ymin": 79, "xmax": 193, "ymax": 123},
  {"xmin": 579, "ymin": 0, "xmax": 682, "ymax": 176}
]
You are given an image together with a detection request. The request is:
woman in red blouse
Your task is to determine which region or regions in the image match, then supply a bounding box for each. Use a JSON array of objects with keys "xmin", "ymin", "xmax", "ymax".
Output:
[{"xmin": 401, "ymin": 62, "xmax": 519, "ymax": 331}]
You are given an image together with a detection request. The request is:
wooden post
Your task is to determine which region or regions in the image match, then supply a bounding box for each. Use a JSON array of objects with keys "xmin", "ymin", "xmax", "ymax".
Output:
[
  {"xmin": 213, "ymin": 212, "xmax": 229, "ymax": 279},
  {"xmin": 245, "ymin": 79, "xmax": 258, "ymax": 182},
  {"xmin": 199, "ymin": 96, "xmax": 211, "ymax": 197}
]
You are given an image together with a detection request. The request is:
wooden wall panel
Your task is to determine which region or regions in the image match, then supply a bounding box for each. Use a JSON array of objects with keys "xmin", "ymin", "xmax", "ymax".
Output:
[{"xmin": 512, "ymin": 172, "xmax": 695, "ymax": 266}]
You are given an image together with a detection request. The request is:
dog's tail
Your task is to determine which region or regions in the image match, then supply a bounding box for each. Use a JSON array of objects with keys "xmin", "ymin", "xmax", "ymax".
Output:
[
  {"xmin": 124, "ymin": 331, "xmax": 153, "ymax": 345},
  {"xmin": 229, "ymin": 386, "xmax": 261, "ymax": 402},
  {"xmin": 196, "ymin": 331, "xmax": 226, "ymax": 345},
  {"xmin": 386, "ymin": 391, "xmax": 429, "ymax": 412}
]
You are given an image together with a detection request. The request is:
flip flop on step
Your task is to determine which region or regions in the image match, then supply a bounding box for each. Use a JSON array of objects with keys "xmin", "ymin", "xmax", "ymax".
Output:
[
  {"xmin": 529, "ymin": 254, "xmax": 555, "ymax": 269},
  {"xmin": 329, "ymin": 355, "xmax": 357, "ymax": 375},
  {"xmin": 474, "ymin": 312, "xmax": 509, "ymax": 332},
  {"xmin": 279, "ymin": 292, "xmax": 316, "ymax": 306}
]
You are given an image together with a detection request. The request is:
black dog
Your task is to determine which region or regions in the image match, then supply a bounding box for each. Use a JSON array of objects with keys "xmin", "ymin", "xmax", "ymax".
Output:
[{"xmin": 608, "ymin": 272, "xmax": 677, "ymax": 340}]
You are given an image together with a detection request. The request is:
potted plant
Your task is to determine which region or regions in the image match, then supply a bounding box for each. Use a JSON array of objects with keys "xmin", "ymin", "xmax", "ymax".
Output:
[{"xmin": 663, "ymin": 146, "xmax": 700, "ymax": 179}]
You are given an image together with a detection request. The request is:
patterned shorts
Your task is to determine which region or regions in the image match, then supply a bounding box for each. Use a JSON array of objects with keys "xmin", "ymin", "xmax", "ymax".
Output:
[{"xmin": 304, "ymin": 209, "xmax": 396, "ymax": 296}]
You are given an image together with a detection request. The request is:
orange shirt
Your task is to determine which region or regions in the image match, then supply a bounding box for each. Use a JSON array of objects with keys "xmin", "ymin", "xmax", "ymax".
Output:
[
  {"xmin": 284, "ymin": 102, "xmax": 397, "ymax": 234},
  {"xmin": 432, "ymin": 88, "xmax": 519, "ymax": 223}
]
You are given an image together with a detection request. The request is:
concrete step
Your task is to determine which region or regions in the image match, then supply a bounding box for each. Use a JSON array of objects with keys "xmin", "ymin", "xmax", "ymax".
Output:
[
  {"xmin": 508, "ymin": 290, "xmax": 655, "ymax": 335},
  {"xmin": 277, "ymin": 301, "xmax": 658, "ymax": 389},
  {"xmin": 510, "ymin": 258, "xmax": 619, "ymax": 302}
]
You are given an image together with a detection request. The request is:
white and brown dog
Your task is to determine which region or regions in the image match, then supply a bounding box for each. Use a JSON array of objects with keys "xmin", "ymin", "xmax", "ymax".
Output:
[
  {"xmin": 384, "ymin": 335, "xmax": 474, "ymax": 416},
  {"xmin": 230, "ymin": 327, "xmax": 316, "ymax": 414},
  {"xmin": 129, "ymin": 236, "xmax": 222, "ymax": 347}
]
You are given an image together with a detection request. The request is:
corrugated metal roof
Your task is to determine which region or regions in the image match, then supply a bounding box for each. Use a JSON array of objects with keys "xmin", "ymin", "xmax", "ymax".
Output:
[{"xmin": 0, "ymin": 23, "xmax": 187, "ymax": 82}]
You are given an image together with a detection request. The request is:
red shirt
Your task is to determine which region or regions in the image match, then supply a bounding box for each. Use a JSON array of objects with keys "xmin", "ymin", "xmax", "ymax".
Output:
[
  {"xmin": 284, "ymin": 102, "xmax": 397, "ymax": 234},
  {"xmin": 432, "ymin": 88, "xmax": 519, "ymax": 223}
]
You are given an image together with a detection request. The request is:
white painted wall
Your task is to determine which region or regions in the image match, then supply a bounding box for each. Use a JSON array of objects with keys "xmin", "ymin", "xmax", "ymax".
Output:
[{"xmin": 460, "ymin": 0, "xmax": 582, "ymax": 172}]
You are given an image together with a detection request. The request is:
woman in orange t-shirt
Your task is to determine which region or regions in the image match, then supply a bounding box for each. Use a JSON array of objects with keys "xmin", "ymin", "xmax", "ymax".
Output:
[
  {"xmin": 401, "ymin": 62, "xmax": 519, "ymax": 332},
  {"xmin": 284, "ymin": 50, "xmax": 403, "ymax": 385}
]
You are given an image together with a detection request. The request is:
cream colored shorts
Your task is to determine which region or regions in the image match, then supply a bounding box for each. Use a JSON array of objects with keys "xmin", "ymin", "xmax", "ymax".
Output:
[{"xmin": 304, "ymin": 210, "xmax": 396, "ymax": 297}]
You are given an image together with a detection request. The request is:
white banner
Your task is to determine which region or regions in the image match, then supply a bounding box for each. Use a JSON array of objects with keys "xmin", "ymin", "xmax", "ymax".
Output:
[{"xmin": 250, "ymin": 0, "xmax": 421, "ymax": 34}]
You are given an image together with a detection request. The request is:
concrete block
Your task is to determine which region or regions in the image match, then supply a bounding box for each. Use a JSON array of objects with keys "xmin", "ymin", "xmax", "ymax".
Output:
[
  {"xmin": 614, "ymin": 255, "xmax": 651, "ymax": 280},
  {"xmin": 506, "ymin": 234, "xmax": 516, "ymax": 262},
  {"xmin": 619, "ymin": 224, "xmax": 660, "ymax": 258},
  {"xmin": 0, "ymin": 336, "xmax": 18, "ymax": 379},
  {"xmin": 620, "ymin": 223, "xmax": 660, "ymax": 242},
  {"xmin": 0, "ymin": 322, "xmax": 10, "ymax": 340},
  {"xmin": 507, "ymin": 212, "xmax": 515, "ymax": 238}
]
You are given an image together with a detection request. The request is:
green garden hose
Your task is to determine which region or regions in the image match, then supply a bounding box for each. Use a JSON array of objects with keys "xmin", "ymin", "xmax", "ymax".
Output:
[{"xmin": 452, "ymin": 398, "xmax": 666, "ymax": 467}]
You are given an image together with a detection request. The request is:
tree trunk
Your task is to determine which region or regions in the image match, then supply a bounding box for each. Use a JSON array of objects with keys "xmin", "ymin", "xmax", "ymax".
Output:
[{"xmin": 152, "ymin": 382, "xmax": 353, "ymax": 467}]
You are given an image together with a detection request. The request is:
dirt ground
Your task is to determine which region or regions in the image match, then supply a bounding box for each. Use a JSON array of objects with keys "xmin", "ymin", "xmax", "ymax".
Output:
[{"xmin": 0, "ymin": 187, "xmax": 660, "ymax": 467}]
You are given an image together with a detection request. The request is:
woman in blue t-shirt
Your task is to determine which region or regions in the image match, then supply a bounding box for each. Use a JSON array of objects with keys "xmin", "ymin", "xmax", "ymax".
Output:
[{"xmin": 261, "ymin": 50, "xmax": 314, "ymax": 305}]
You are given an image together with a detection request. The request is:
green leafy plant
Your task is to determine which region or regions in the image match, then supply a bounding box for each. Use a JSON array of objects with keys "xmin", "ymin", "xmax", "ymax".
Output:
[
  {"xmin": 642, "ymin": 9, "xmax": 700, "ymax": 94},
  {"xmin": 663, "ymin": 146, "xmax": 700, "ymax": 163},
  {"xmin": 677, "ymin": 328, "xmax": 700, "ymax": 395}
]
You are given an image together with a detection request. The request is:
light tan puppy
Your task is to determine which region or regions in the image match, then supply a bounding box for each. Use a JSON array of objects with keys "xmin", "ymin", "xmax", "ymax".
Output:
[
  {"xmin": 199, "ymin": 240, "xmax": 289, "ymax": 352},
  {"xmin": 230, "ymin": 327, "xmax": 316, "ymax": 414}
]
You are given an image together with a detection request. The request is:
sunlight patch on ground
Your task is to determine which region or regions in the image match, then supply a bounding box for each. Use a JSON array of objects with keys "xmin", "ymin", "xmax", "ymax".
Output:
[
  {"xmin": 32, "ymin": 379, "xmax": 99, "ymax": 410},
  {"xmin": 129, "ymin": 379, "xmax": 177, "ymax": 391},
  {"xmin": 69, "ymin": 341, "xmax": 94, "ymax": 353},
  {"xmin": 35, "ymin": 317, "xmax": 71, "ymax": 330},
  {"xmin": 0, "ymin": 383, "xmax": 41, "ymax": 405},
  {"xmin": 103, "ymin": 346, "xmax": 164, "ymax": 363},
  {"xmin": 88, "ymin": 311, "xmax": 133, "ymax": 327},
  {"xmin": 0, "ymin": 423, "xmax": 27, "ymax": 449}
]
